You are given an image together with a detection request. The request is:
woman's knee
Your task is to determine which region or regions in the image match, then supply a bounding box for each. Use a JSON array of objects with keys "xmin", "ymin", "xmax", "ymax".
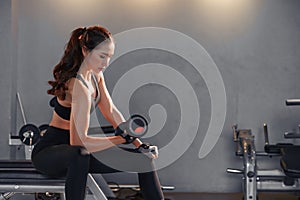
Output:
[{"xmin": 69, "ymin": 146, "xmax": 91, "ymax": 165}]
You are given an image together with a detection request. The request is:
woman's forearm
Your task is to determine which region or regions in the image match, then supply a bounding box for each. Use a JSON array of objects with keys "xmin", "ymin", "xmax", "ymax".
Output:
[{"xmin": 72, "ymin": 135, "xmax": 126, "ymax": 153}]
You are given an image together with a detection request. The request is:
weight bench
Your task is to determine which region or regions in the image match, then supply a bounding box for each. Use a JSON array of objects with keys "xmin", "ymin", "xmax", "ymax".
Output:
[
  {"xmin": 6, "ymin": 126, "xmax": 116, "ymax": 200},
  {"xmin": 0, "ymin": 160, "xmax": 109, "ymax": 200}
]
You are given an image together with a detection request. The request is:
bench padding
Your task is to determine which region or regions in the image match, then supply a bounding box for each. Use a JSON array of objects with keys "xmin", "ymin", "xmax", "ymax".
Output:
[
  {"xmin": 0, "ymin": 160, "xmax": 65, "ymax": 183},
  {"xmin": 280, "ymin": 146, "xmax": 300, "ymax": 178}
]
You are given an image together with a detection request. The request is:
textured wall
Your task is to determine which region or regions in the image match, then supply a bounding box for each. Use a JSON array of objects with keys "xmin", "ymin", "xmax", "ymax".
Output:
[
  {"xmin": 1, "ymin": 0, "xmax": 300, "ymax": 193},
  {"xmin": 0, "ymin": 0, "xmax": 12, "ymax": 159}
]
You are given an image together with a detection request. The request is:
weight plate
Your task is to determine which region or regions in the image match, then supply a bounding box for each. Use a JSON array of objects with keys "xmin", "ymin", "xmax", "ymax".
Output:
[
  {"xmin": 128, "ymin": 114, "xmax": 148, "ymax": 137},
  {"xmin": 19, "ymin": 124, "xmax": 40, "ymax": 145}
]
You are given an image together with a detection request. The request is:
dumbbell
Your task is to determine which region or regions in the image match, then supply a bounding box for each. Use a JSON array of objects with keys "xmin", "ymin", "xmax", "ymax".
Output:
[{"xmin": 116, "ymin": 114, "xmax": 148, "ymax": 138}]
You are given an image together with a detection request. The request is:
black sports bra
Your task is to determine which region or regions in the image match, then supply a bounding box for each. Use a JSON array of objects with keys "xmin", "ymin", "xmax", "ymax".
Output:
[{"xmin": 50, "ymin": 73, "xmax": 101, "ymax": 120}]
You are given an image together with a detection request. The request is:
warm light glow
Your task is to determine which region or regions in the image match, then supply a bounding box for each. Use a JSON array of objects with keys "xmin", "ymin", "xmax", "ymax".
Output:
[
  {"xmin": 45, "ymin": 0, "xmax": 102, "ymax": 17},
  {"xmin": 40, "ymin": 0, "xmax": 170, "ymax": 29},
  {"xmin": 202, "ymin": 0, "xmax": 249, "ymax": 8},
  {"xmin": 201, "ymin": 0, "xmax": 254, "ymax": 20},
  {"xmin": 195, "ymin": 0, "xmax": 259, "ymax": 34}
]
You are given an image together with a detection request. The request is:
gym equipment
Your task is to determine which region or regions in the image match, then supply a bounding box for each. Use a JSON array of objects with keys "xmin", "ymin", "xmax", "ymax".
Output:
[
  {"xmin": 19, "ymin": 124, "xmax": 40, "ymax": 146},
  {"xmin": 227, "ymin": 99, "xmax": 300, "ymax": 200},
  {"xmin": 0, "ymin": 160, "xmax": 108, "ymax": 200},
  {"xmin": 114, "ymin": 114, "xmax": 148, "ymax": 144},
  {"xmin": 285, "ymin": 99, "xmax": 300, "ymax": 106},
  {"xmin": 116, "ymin": 114, "xmax": 148, "ymax": 138},
  {"xmin": 10, "ymin": 93, "xmax": 45, "ymax": 158}
]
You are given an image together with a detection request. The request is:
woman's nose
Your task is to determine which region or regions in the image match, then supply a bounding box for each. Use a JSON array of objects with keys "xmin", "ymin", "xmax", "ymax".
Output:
[{"xmin": 103, "ymin": 58, "xmax": 110, "ymax": 67}]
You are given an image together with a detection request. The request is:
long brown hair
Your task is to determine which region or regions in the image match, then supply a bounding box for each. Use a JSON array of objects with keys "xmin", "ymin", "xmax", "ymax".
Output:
[{"xmin": 47, "ymin": 26, "xmax": 112, "ymax": 100}]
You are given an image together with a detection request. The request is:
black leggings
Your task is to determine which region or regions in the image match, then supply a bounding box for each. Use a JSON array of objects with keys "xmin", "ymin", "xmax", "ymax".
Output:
[{"xmin": 31, "ymin": 127, "xmax": 164, "ymax": 200}]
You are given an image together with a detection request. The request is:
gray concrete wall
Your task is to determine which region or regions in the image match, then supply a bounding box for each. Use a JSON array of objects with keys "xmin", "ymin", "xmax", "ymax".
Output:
[
  {"xmin": 0, "ymin": 0, "xmax": 12, "ymax": 159},
  {"xmin": 1, "ymin": 0, "xmax": 300, "ymax": 193}
]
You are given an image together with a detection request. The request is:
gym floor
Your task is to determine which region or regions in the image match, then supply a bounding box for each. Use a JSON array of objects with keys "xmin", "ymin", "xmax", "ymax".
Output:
[
  {"xmin": 163, "ymin": 192, "xmax": 299, "ymax": 200},
  {"xmin": 6, "ymin": 192, "xmax": 300, "ymax": 200}
]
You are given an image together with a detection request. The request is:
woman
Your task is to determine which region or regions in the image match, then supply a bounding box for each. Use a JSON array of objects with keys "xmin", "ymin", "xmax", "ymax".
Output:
[{"xmin": 31, "ymin": 26, "xmax": 164, "ymax": 200}]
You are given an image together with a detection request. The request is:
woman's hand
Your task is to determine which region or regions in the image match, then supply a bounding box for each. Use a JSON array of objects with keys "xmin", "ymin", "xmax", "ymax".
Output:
[{"xmin": 137, "ymin": 143, "xmax": 159, "ymax": 159}]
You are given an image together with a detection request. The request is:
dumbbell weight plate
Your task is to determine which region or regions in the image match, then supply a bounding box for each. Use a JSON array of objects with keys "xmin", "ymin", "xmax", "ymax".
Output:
[
  {"xmin": 19, "ymin": 124, "xmax": 40, "ymax": 146},
  {"xmin": 127, "ymin": 114, "xmax": 148, "ymax": 138}
]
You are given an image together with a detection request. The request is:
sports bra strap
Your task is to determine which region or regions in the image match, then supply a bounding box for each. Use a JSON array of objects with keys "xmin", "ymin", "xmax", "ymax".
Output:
[
  {"xmin": 76, "ymin": 74, "xmax": 89, "ymax": 89},
  {"xmin": 76, "ymin": 73, "xmax": 100, "ymax": 104}
]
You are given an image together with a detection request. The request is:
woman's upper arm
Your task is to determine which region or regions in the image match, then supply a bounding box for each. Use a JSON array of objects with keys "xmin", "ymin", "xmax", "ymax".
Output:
[
  {"xmin": 97, "ymin": 72, "xmax": 125, "ymax": 127},
  {"xmin": 70, "ymin": 80, "xmax": 91, "ymax": 139},
  {"xmin": 97, "ymin": 73, "xmax": 114, "ymax": 113}
]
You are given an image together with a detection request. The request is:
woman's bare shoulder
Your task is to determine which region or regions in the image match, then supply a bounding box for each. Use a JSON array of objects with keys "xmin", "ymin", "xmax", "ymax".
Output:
[{"xmin": 65, "ymin": 77, "xmax": 87, "ymax": 102}]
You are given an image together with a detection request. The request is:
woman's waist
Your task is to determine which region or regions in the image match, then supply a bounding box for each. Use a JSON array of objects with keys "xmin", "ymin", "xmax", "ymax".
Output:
[
  {"xmin": 46, "ymin": 125, "xmax": 70, "ymax": 134},
  {"xmin": 49, "ymin": 111, "xmax": 70, "ymax": 130}
]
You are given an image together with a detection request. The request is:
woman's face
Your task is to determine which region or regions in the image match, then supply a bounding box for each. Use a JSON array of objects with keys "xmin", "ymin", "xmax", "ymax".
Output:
[{"xmin": 83, "ymin": 39, "xmax": 115, "ymax": 73}]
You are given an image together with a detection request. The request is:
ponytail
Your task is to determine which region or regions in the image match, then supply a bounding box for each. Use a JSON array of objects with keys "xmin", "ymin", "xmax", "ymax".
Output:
[{"xmin": 47, "ymin": 26, "xmax": 112, "ymax": 100}]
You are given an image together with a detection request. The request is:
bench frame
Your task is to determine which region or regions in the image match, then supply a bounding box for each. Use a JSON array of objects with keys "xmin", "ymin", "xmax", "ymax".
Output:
[
  {"xmin": 0, "ymin": 160, "xmax": 108, "ymax": 200},
  {"xmin": 227, "ymin": 127, "xmax": 300, "ymax": 200}
]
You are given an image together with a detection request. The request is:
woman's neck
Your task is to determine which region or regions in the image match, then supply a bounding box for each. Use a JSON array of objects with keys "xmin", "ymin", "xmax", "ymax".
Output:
[{"xmin": 78, "ymin": 61, "xmax": 92, "ymax": 81}]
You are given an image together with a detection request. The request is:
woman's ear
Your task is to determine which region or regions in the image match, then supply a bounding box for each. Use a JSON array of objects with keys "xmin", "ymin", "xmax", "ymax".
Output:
[{"xmin": 81, "ymin": 46, "xmax": 89, "ymax": 57}]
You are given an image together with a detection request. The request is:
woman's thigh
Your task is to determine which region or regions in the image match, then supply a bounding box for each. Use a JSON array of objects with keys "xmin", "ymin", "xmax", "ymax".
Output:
[
  {"xmin": 89, "ymin": 147, "xmax": 154, "ymax": 174},
  {"xmin": 32, "ymin": 144, "xmax": 84, "ymax": 177}
]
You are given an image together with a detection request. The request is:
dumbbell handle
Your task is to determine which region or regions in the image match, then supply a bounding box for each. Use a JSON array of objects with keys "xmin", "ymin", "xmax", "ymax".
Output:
[{"xmin": 286, "ymin": 99, "xmax": 300, "ymax": 106}]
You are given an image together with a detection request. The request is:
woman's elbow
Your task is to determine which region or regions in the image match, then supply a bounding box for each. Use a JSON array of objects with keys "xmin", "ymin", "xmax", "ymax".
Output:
[{"xmin": 70, "ymin": 132, "xmax": 88, "ymax": 146}]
